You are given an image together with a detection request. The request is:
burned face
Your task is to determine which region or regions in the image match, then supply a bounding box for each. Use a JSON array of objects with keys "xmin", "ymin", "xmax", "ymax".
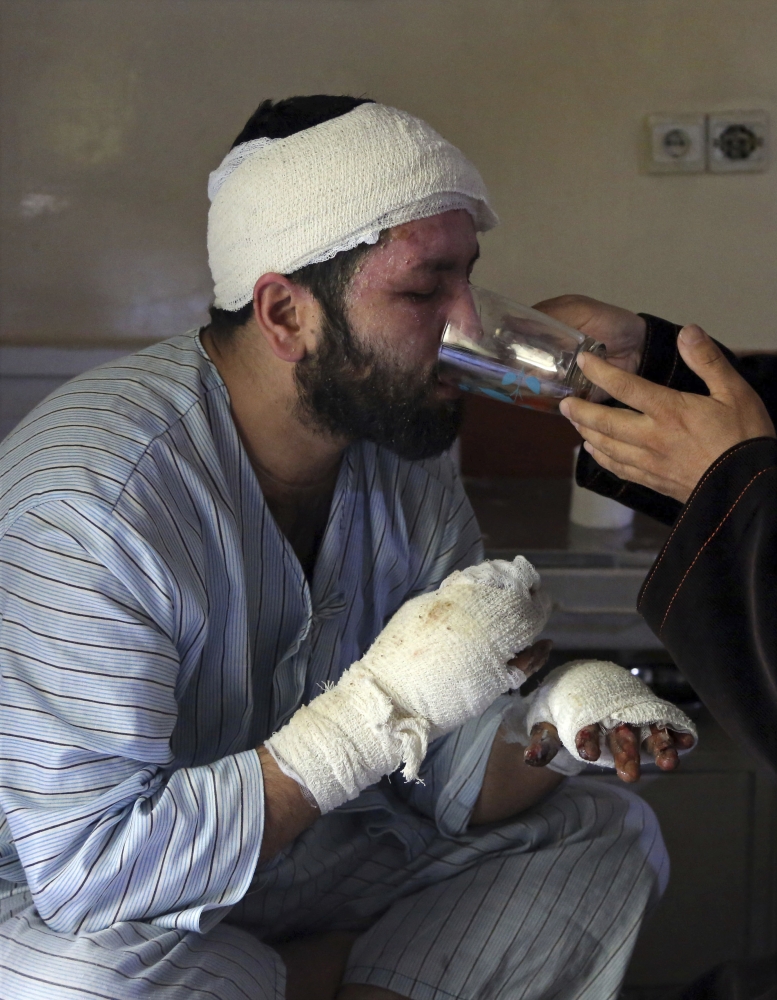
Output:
[{"xmin": 294, "ymin": 210, "xmax": 478, "ymax": 460}]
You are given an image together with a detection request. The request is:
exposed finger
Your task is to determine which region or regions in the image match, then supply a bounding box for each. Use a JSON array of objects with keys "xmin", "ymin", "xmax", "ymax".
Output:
[
  {"xmin": 644, "ymin": 724, "xmax": 679, "ymax": 772},
  {"xmin": 670, "ymin": 730, "xmax": 696, "ymax": 750},
  {"xmin": 531, "ymin": 294, "xmax": 600, "ymax": 329},
  {"xmin": 508, "ymin": 639, "xmax": 553, "ymax": 680},
  {"xmin": 575, "ymin": 724, "xmax": 601, "ymax": 761},
  {"xmin": 524, "ymin": 722, "xmax": 562, "ymax": 767},
  {"xmin": 576, "ymin": 425, "xmax": 653, "ymax": 470},
  {"xmin": 580, "ymin": 443, "xmax": 685, "ymax": 499},
  {"xmin": 677, "ymin": 325, "xmax": 740, "ymax": 398},
  {"xmin": 575, "ymin": 352, "xmax": 673, "ymax": 417},
  {"xmin": 581, "ymin": 442, "xmax": 654, "ymax": 486},
  {"xmin": 560, "ymin": 396, "xmax": 647, "ymax": 445},
  {"xmin": 606, "ymin": 723, "xmax": 641, "ymax": 782}
]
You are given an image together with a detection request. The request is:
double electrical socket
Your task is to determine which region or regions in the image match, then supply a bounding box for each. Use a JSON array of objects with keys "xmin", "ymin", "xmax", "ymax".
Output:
[{"xmin": 646, "ymin": 111, "xmax": 768, "ymax": 174}]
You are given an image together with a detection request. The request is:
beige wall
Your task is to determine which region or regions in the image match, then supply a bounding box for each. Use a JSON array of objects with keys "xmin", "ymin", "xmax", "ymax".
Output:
[{"xmin": 2, "ymin": 0, "xmax": 777, "ymax": 348}]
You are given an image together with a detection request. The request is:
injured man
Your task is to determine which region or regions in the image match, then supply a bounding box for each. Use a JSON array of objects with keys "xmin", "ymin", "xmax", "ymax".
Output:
[{"xmin": 0, "ymin": 96, "xmax": 697, "ymax": 1000}]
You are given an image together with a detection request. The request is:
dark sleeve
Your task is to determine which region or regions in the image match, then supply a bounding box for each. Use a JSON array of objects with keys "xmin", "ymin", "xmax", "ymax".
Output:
[
  {"xmin": 637, "ymin": 437, "xmax": 777, "ymax": 779},
  {"xmin": 575, "ymin": 313, "xmax": 777, "ymax": 524}
]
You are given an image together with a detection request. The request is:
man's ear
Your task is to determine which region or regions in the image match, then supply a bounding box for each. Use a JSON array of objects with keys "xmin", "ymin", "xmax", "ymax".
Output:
[{"xmin": 252, "ymin": 274, "xmax": 320, "ymax": 363}]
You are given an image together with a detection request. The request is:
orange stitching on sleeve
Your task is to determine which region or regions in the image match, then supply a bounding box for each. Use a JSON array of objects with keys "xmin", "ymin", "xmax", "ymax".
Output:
[
  {"xmin": 658, "ymin": 464, "xmax": 777, "ymax": 634},
  {"xmin": 638, "ymin": 439, "xmax": 765, "ymax": 608}
]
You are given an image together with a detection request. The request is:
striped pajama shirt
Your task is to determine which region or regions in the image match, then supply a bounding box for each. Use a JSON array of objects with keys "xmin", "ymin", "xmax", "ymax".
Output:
[{"xmin": 0, "ymin": 331, "xmax": 668, "ymax": 999}]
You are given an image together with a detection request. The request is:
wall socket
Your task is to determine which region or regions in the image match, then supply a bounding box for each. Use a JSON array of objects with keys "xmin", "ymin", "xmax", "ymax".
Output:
[
  {"xmin": 646, "ymin": 111, "xmax": 769, "ymax": 174},
  {"xmin": 708, "ymin": 111, "xmax": 768, "ymax": 172},
  {"xmin": 647, "ymin": 114, "xmax": 706, "ymax": 173}
]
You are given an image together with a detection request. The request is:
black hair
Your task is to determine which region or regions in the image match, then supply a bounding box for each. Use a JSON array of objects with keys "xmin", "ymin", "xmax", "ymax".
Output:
[
  {"xmin": 207, "ymin": 95, "xmax": 376, "ymax": 341},
  {"xmin": 230, "ymin": 94, "xmax": 373, "ymax": 148}
]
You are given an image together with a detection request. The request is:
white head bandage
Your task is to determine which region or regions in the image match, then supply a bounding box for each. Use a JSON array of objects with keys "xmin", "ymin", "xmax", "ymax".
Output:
[{"xmin": 207, "ymin": 103, "xmax": 498, "ymax": 311}]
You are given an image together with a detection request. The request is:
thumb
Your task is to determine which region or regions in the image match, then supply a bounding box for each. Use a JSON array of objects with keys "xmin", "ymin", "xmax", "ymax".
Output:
[
  {"xmin": 507, "ymin": 639, "xmax": 553, "ymax": 679},
  {"xmin": 677, "ymin": 324, "xmax": 737, "ymax": 397}
]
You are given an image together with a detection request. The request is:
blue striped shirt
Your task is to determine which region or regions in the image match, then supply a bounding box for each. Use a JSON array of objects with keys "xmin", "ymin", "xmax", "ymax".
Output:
[{"xmin": 0, "ymin": 331, "xmax": 482, "ymax": 936}]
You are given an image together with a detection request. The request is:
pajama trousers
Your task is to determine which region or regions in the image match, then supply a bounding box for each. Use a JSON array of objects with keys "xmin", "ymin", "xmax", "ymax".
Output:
[{"xmin": 0, "ymin": 701, "xmax": 669, "ymax": 1000}]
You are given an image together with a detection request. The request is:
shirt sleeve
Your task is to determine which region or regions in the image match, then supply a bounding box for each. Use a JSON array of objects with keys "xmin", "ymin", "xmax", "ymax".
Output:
[{"xmin": 0, "ymin": 501, "xmax": 264, "ymax": 934}]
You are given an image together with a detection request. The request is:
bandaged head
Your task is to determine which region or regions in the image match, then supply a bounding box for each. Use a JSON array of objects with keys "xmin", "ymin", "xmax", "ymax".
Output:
[{"xmin": 207, "ymin": 102, "xmax": 498, "ymax": 311}]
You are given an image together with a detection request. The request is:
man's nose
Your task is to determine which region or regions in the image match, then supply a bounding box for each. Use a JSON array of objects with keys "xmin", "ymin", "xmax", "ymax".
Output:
[{"xmin": 440, "ymin": 284, "xmax": 481, "ymax": 343}]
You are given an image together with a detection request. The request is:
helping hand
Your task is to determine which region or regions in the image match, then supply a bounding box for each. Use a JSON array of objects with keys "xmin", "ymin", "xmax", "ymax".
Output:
[
  {"xmin": 532, "ymin": 294, "xmax": 647, "ymax": 374},
  {"xmin": 559, "ymin": 325, "xmax": 776, "ymax": 503}
]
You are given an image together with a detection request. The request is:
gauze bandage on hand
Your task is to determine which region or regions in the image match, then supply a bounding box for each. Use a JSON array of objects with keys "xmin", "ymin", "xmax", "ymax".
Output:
[
  {"xmin": 524, "ymin": 659, "xmax": 698, "ymax": 769},
  {"xmin": 266, "ymin": 557, "xmax": 551, "ymax": 814}
]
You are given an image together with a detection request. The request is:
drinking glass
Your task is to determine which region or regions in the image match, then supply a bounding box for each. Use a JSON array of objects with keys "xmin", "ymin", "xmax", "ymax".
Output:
[{"xmin": 438, "ymin": 286, "xmax": 608, "ymax": 412}]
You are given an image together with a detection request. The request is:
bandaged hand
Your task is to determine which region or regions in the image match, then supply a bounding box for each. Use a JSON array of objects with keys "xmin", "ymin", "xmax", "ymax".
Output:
[
  {"xmin": 521, "ymin": 660, "xmax": 697, "ymax": 782},
  {"xmin": 266, "ymin": 557, "xmax": 551, "ymax": 813}
]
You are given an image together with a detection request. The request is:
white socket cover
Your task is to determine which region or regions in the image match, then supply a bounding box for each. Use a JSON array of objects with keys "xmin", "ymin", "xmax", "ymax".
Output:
[
  {"xmin": 646, "ymin": 114, "xmax": 706, "ymax": 173},
  {"xmin": 708, "ymin": 111, "xmax": 768, "ymax": 172}
]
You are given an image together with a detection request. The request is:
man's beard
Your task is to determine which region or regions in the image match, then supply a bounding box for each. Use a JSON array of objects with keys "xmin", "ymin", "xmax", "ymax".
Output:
[{"xmin": 294, "ymin": 309, "xmax": 463, "ymax": 461}]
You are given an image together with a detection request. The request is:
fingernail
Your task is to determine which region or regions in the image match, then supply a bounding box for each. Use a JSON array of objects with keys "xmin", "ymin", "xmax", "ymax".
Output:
[
  {"xmin": 576, "ymin": 351, "xmax": 588, "ymax": 369},
  {"xmin": 559, "ymin": 399, "xmax": 570, "ymax": 417},
  {"xmin": 529, "ymin": 641, "xmax": 552, "ymax": 671},
  {"xmin": 656, "ymin": 750, "xmax": 679, "ymax": 771},
  {"xmin": 679, "ymin": 324, "xmax": 705, "ymax": 346}
]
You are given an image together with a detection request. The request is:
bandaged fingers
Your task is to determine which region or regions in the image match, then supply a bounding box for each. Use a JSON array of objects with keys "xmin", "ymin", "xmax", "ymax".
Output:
[
  {"xmin": 643, "ymin": 723, "xmax": 695, "ymax": 769},
  {"xmin": 522, "ymin": 659, "xmax": 698, "ymax": 781},
  {"xmin": 602, "ymin": 721, "xmax": 694, "ymax": 781},
  {"xmin": 597, "ymin": 722, "xmax": 690, "ymax": 783},
  {"xmin": 524, "ymin": 719, "xmax": 695, "ymax": 782},
  {"xmin": 591, "ymin": 721, "xmax": 694, "ymax": 782},
  {"xmin": 523, "ymin": 722, "xmax": 563, "ymax": 767},
  {"xmin": 575, "ymin": 724, "xmax": 601, "ymax": 762}
]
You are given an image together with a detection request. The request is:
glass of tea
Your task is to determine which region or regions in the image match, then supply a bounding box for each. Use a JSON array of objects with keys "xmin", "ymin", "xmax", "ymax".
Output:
[{"xmin": 438, "ymin": 286, "xmax": 608, "ymax": 412}]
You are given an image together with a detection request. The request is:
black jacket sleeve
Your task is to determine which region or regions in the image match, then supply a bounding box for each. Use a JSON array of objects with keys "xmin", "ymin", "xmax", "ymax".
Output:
[
  {"xmin": 637, "ymin": 437, "xmax": 777, "ymax": 780},
  {"xmin": 576, "ymin": 314, "xmax": 777, "ymax": 778}
]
